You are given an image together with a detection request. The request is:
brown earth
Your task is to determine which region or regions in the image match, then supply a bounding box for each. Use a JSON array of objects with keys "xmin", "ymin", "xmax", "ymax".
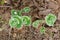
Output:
[{"xmin": 0, "ymin": 0, "xmax": 60, "ymax": 40}]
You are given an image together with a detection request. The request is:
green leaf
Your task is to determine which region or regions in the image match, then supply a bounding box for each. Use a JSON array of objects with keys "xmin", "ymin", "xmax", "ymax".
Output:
[
  {"xmin": 22, "ymin": 7, "xmax": 30, "ymax": 13},
  {"xmin": 18, "ymin": 10, "xmax": 23, "ymax": 16},
  {"xmin": 22, "ymin": 16, "xmax": 31, "ymax": 26},
  {"xmin": 11, "ymin": 9, "xmax": 18, "ymax": 16},
  {"xmin": 32, "ymin": 20, "xmax": 43, "ymax": 28},
  {"xmin": 9, "ymin": 17, "xmax": 18, "ymax": 28},
  {"xmin": 9, "ymin": 15, "xmax": 23, "ymax": 29},
  {"xmin": 40, "ymin": 26, "xmax": 46, "ymax": 34},
  {"xmin": 11, "ymin": 9, "xmax": 22, "ymax": 16},
  {"xmin": 45, "ymin": 14, "xmax": 57, "ymax": 26}
]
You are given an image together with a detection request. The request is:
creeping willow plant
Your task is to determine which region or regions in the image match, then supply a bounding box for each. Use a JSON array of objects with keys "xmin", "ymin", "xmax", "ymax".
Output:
[
  {"xmin": 9, "ymin": 7, "xmax": 31, "ymax": 29},
  {"xmin": 45, "ymin": 14, "xmax": 57, "ymax": 26},
  {"xmin": 22, "ymin": 16, "xmax": 31, "ymax": 26},
  {"xmin": 22, "ymin": 7, "xmax": 30, "ymax": 13},
  {"xmin": 32, "ymin": 20, "xmax": 43, "ymax": 29},
  {"xmin": 9, "ymin": 15, "xmax": 23, "ymax": 28},
  {"xmin": 40, "ymin": 26, "xmax": 46, "ymax": 34},
  {"xmin": 32, "ymin": 20, "xmax": 46, "ymax": 34},
  {"xmin": 11, "ymin": 9, "xmax": 22, "ymax": 16}
]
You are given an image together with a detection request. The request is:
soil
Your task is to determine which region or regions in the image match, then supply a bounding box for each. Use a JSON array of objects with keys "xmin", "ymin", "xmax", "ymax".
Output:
[{"xmin": 0, "ymin": 0, "xmax": 60, "ymax": 40}]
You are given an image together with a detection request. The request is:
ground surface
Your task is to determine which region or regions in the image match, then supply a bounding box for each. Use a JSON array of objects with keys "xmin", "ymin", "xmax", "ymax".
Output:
[{"xmin": 0, "ymin": 0, "xmax": 60, "ymax": 40}]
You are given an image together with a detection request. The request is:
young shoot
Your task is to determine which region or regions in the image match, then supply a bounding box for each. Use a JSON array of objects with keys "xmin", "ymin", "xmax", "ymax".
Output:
[
  {"xmin": 32, "ymin": 20, "xmax": 43, "ymax": 29},
  {"xmin": 9, "ymin": 15, "xmax": 23, "ymax": 29},
  {"xmin": 22, "ymin": 7, "xmax": 30, "ymax": 13},
  {"xmin": 45, "ymin": 14, "xmax": 57, "ymax": 26},
  {"xmin": 22, "ymin": 16, "xmax": 31, "ymax": 26},
  {"xmin": 40, "ymin": 26, "xmax": 46, "ymax": 34},
  {"xmin": 11, "ymin": 9, "xmax": 22, "ymax": 16},
  {"xmin": 17, "ymin": 10, "xmax": 23, "ymax": 16}
]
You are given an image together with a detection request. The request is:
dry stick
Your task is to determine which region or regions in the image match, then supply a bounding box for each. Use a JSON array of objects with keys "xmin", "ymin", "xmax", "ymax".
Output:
[
  {"xmin": 37, "ymin": 20, "xmax": 45, "ymax": 31},
  {"xmin": 0, "ymin": 6, "xmax": 13, "ymax": 8},
  {"xmin": 17, "ymin": 0, "xmax": 22, "ymax": 7},
  {"xmin": 30, "ymin": 8, "xmax": 38, "ymax": 14},
  {"xmin": 32, "ymin": 0, "xmax": 41, "ymax": 10},
  {"xmin": 8, "ymin": 28, "xmax": 12, "ymax": 40}
]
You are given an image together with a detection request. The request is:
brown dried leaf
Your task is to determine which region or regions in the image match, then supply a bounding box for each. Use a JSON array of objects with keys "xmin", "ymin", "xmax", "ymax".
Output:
[
  {"xmin": 48, "ymin": 2, "xmax": 59, "ymax": 10},
  {"xmin": 38, "ymin": 9, "xmax": 52, "ymax": 15},
  {"xmin": 58, "ymin": 12, "xmax": 60, "ymax": 21}
]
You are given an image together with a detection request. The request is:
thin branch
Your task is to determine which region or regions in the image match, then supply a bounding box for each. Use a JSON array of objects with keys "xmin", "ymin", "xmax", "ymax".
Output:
[
  {"xmin": 32, "ymin": 0, "xmax": 40, "ymax": 10},
  {"xmin": 0, "ymin": 6, "xmax": 12, "ymax": 8}
]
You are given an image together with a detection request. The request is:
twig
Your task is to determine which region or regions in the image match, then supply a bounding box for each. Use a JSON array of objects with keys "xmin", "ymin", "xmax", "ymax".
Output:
[
  {"xmin": 32, "ymin": 0, "xmax": 40, "ymax": 10},
  {"xmin": 0, "ymin": 6, "xmax": 12, "ymax": 8}
]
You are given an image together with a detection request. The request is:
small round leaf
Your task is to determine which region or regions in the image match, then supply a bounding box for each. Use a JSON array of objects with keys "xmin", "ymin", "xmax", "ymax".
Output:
[
  {"xmin": 23, "ymin": 7, "xmax": 30, "ymax": 13},
  {"xmin": 45, "ymin": 14, "xmax": 57, "ymax": 26},
  {"xmin": 22, "ymin": 16, "xmax": 31, "ymax": 26},
  {"xmin": 32, "ymin": 20, "xmax": 43, "ymax": 28}
]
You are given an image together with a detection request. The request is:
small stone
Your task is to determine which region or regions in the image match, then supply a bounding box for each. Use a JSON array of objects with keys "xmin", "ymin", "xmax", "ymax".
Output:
[
  {"xmin": 0, "ymin": 28, "xmax": 3, "ymax": 31},
  {"xmin": 13, "ymin": 33, "xmax": 16, "ymax": 37}
]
